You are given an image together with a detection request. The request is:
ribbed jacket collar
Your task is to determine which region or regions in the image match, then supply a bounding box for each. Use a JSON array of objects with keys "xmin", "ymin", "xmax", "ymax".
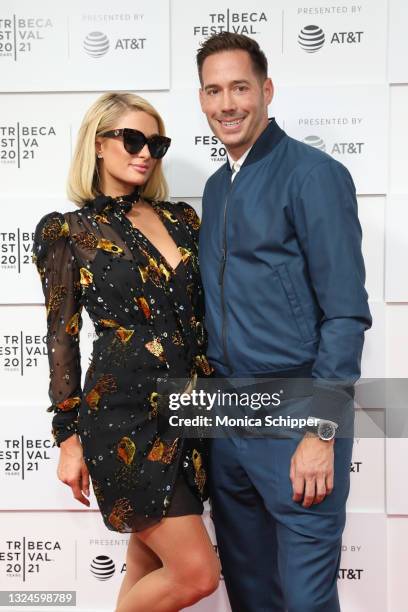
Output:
[{"xmin": 225, "ymin": 117, "xmax": 286, "ymax": 175}]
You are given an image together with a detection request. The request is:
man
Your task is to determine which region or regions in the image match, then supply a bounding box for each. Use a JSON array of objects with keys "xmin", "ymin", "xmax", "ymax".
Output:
[{"xmin": 196, "ymin": 33, "xmax": 371, "ymax": 612}]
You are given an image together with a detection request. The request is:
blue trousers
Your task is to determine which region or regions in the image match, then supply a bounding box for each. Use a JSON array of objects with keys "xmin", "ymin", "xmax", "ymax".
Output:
[{"xmin": 209, "ymin": 436, "xmax": 353, "ymax": 612}]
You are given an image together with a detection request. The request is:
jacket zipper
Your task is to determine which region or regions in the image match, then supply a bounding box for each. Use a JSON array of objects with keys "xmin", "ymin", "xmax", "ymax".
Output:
[{"xmin": 219, "ymin": 183, "xmax": 233, "ymax": 374}]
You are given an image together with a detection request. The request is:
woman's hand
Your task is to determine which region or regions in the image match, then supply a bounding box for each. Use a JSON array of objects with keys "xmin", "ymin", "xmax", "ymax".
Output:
[{"xmin": 58, "ymin": 434, "xmax": 90, "ymax": 507}]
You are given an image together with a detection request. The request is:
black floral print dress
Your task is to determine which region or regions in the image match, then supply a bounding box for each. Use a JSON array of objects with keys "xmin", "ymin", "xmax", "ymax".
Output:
[{"xmin": 32, "ymin": 190, "xmax": 213, "ymax": 532}]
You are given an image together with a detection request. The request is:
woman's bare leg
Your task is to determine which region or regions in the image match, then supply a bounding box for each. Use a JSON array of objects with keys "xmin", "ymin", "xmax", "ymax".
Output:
[
  {"xmin": 116, "ymin": 515, "xmax": 220, "ymax": 612},
  {"xmin": 116, "ymin": 533, "xmax": 162, "ymax": 608}
]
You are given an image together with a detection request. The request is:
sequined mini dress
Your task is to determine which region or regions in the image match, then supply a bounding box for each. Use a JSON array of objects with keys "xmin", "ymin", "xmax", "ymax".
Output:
[{"xmin": 32, "ymin": 191, "xmax": 213, "ymax": 532}]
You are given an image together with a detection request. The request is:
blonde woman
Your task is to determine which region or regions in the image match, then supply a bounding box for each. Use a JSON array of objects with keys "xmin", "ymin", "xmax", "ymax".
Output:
[{"xmin": 32, "ymin": 92, "xmax": 220, "ymax": 612}]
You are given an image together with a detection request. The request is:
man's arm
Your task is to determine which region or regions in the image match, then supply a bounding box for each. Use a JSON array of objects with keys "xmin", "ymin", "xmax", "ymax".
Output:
[
  {"xmin": 292, "ymin": 159, "xmax": 372, "ymax": 425},
  {"xmin": 289, "ymin": 159, "xmax": 371, "ymax": 507}
]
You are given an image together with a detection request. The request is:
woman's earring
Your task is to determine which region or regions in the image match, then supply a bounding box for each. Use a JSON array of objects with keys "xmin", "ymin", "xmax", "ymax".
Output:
[{"xmin": 97, "ymin": 153, "xmax": 103, "ymax": 159}]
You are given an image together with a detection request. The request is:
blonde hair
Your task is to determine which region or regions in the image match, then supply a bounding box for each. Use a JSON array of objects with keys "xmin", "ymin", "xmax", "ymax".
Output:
[{"xmin": 67, "ymin": 92, "xmax": 169, "ymax": 206}]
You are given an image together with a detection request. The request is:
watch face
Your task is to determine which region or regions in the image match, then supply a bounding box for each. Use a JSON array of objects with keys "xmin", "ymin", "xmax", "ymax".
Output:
[{"xmin": 318, "ymin": 421, "xmax": 336, "ymax": 441}]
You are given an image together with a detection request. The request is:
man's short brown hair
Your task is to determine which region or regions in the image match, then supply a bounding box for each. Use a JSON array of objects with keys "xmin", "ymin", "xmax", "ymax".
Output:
[{"xmin": 196, "ymin": 32, "xmax": 268, "ymax": 84}]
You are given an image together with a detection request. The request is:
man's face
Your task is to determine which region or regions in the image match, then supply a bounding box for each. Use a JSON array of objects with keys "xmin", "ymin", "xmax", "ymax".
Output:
[{"xmin": 199, "ymin": 49, "xmax": 273, "ymax": 160}]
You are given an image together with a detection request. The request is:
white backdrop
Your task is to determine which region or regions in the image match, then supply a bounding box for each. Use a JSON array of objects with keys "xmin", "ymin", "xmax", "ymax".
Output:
[{"xmin": 0, "ymin": 0, "xmax": 407, "ymax": 610}]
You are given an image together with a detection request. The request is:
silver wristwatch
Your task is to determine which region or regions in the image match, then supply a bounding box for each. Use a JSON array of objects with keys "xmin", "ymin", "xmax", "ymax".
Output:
[
  {"xmin": 307, "ymin": 418, "xmax": 338, "ymax": 441},
  {"xmin": 316, "ymin": 419, "xmax": 338, "ymax": 441}
]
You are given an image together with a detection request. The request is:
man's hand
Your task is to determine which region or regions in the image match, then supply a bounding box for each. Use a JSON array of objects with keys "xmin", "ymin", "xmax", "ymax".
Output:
[
  {"xmin": 290, "ymin": 432, "xmax": 334, "ymax": 507},
  {"xmin": 58, "ymin": 434, "xmax": 90, "ymax": 507}
]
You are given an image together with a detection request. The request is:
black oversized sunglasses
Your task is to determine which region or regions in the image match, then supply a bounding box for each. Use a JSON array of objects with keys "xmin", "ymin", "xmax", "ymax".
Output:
[{"xmin": 100, "ymin": 128, "xmax": 171, "ymax": 159}]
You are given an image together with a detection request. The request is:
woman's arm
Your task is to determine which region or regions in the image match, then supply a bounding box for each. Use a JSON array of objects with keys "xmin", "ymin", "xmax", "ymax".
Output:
[{"xmin": 33, "ymin": 212, "xmax": 90, "ymax": 506}]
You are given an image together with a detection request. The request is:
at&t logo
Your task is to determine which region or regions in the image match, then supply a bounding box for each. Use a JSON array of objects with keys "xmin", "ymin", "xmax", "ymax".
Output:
[
  {"xmin": 303, "ymin": 135, "xmax": 365, "ymax": 156},
  {"xmin": 90, "ymin": 555, "xmax": 115, "ymax": 580},
  {"xmin": 303, "ymin": 135, "xmax": 325, "ymax": 151},
  {"xmin": 298, "ymin": 25, "xmax": 325, "ymax": 53},
  {"xmin": 82, "ymin": 30, "xmax": 146, "ymax": 56},
  {"xmin": 83, "ymin": 31, "xmax": 109, "ymax": 57},
  {"xmin": 350, "ymin": 461, "xmax": 362, "ymax": 473},
  {"xmin": 298, "ymin": 24, "xmax": 363, "ymax": 53},
  {"xmin": 338, "ymin": 568, "xmax": 364, "ymax": 580}
]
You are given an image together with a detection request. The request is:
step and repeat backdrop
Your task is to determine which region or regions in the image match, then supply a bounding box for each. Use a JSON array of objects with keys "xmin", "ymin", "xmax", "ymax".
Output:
[{"xmin": 0, "ymin": 0, "xmax": 407, "ymax": 610}]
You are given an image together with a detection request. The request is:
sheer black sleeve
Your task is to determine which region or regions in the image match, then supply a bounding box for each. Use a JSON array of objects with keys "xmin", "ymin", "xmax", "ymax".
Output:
[
  {"xmin": 174, "ymin": 202, "xmax": 201, "ymax": 248},
  {"xmin": 32, "ymin": 212, "xmax": 83, "ymax": 447}
]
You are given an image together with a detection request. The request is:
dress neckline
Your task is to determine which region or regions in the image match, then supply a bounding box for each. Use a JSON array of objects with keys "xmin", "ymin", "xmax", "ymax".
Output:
[
  {"xmin": 89, "ymin": 190, "xmax": 185, "ymax": 275},
  {"xmin": 90, "ymin": 186, "xmax": 141, "ymax": 214},
  {"xmin": 123, "ymin": 202, "xmax": 184, "ymax": 274}
]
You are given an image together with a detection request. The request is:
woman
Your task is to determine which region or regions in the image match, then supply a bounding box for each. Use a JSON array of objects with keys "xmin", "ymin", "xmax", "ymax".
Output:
[{"xmin": 32, "ymin": 92, "xmax": 220, "ymax": 612}]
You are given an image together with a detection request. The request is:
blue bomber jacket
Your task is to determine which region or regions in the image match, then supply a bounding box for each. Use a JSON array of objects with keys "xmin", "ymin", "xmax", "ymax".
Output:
[{"xmin": 198, "ymin": 118, "xmax": 372, "ymax": 422}]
